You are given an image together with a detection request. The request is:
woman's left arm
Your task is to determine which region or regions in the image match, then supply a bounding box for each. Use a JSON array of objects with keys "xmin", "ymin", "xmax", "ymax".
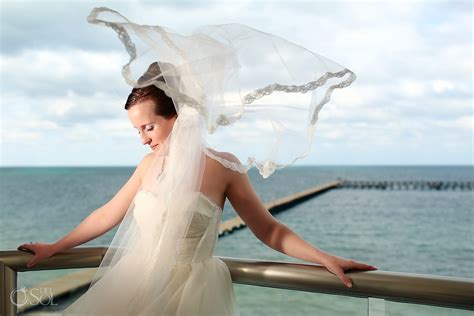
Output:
[
  {"xmin": 224, "ymin": 154, "xmax": 377, "ymax": 288},
  {"xmin": 259, "ymin": 221, "xmax": 378, "ymax": 288}
]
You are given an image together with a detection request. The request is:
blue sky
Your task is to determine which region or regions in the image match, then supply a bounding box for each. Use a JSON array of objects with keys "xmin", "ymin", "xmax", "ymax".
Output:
[{"xmin": 1, "ymin": 0, "xmax": 472, "ymax": 166}]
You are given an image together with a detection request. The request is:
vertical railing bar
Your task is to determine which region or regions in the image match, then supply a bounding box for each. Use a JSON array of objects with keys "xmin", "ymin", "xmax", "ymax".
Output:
[
  {"xmin": 0, "ymin": 262, "xmax": 17, "ymax": 316},
  {"xmin": 368, "ymin": 297, "xmax": 386, "ymax": 316}
]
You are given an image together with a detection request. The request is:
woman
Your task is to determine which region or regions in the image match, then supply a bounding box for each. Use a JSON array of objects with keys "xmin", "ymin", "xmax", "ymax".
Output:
[{"xmin": 17, "ymin": 7, "xmax": 377, "ymax": 315}]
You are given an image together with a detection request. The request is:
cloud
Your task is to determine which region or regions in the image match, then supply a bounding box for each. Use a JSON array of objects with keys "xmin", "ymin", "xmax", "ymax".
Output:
[
  {"xmin": 1, "ymin": 0, "xmax": 472, "ymax": 166},
  {"xmin": 1, "ymin": 48, "xmax": 127, "ymax": 97}
]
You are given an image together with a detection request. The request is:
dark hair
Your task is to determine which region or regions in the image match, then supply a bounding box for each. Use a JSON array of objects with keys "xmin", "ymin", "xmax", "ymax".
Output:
[{"xmin": 124, "ymin": 61, "xmax": 177, "ymax": 119}]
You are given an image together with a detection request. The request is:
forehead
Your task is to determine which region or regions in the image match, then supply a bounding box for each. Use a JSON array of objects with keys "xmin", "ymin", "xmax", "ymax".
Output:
[{"xmin": 128, "ymin": 99, "xmax": 157, "ymax": 128}]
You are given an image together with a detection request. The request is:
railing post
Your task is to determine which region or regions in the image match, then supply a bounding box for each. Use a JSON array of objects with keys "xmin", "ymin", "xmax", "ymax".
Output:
[
  {"xmin": 368, "ymin": 297, "xmax": 386, "ymax": 316},
  {"xmin": 0, "ymin": 262, "xmax": 17, "ymax": 316}
]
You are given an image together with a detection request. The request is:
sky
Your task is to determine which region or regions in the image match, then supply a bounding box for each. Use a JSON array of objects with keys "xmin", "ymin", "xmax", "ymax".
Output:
[{"xmin": 0, "ymin": 0, "xmax": 472, "ymax": 167}]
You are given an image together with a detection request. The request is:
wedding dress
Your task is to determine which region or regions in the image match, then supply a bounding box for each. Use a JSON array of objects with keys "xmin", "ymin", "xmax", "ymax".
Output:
[{"xmin": 63, "ymin": 175, "xmax": 239, "ymax": 315}]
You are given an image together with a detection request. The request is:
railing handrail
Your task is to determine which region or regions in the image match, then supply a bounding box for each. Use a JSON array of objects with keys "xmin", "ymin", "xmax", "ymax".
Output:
[{"xmin": 1, "ymin": 247, "xmax": 473, "ymax": 315}]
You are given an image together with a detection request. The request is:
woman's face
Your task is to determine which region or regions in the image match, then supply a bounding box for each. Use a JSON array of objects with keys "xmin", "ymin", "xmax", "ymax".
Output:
[{"xmin": 127, "ymin": 99, "xmax": 177, "ymax": 152}]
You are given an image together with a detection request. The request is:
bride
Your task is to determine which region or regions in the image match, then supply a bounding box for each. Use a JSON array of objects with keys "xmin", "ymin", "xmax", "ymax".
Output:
[{"xmin": 17, "ymin": 6, "xmax": 377, "ymax": 315}]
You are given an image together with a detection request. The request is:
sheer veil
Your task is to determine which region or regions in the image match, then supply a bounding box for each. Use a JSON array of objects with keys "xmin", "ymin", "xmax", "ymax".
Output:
[{"xmin": 63, "ymin": 6, "xmax": 356, "ymax": 315}]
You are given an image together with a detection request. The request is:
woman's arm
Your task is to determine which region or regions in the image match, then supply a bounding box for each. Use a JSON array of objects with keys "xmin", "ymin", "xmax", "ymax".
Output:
[
  {"xmin": 223, "ymin": 153, "xmax": 377, "ymax": 288},
  {"xmin": 17, "ymin": 152, "xmax": 156, "ymax": 267},
  {"xmin": 223, "ymin": 158, "xmax": 330, "ymax": 264}
]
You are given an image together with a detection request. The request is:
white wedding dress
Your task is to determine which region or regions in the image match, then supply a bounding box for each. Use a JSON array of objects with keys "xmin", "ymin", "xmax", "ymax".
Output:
[{"xmin": 63, "ymin": 188, "xmax": 240, "ymax": 315}]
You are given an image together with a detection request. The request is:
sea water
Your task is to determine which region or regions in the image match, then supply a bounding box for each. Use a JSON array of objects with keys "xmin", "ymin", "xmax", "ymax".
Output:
[{"xmin": 1, "ymin": 165, "xmax": 472, "ymax": 315}]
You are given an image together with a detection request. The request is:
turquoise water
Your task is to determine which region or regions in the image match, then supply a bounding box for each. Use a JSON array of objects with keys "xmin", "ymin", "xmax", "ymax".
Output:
[{"xmin": 1, "ymin": 165, "xmax": 473, "ymax": 315}]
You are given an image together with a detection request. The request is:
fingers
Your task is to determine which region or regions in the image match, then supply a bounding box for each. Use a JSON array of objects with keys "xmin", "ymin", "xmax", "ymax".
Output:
[
  {"xmin": 341, "ymin": 275, "xmax": 353, "ymax": 288},
  {"xmin": 330, "ymin": 258, "xmax": 378, "ymax": 289},
  {"xmin": 335, "ymin": 271, "xmax": 353, "ymax": 288},
  {"xmin": 17, "ymin": 244, "xmax": 34, "ymax": 252},
  {"xmin": 17, "ymin": 244, "xmax": 37, "ymax": 267},
  {"xmin": 353, "ymin": 260, "xmax": 378, "ymax": 270},
  {"xmin": 26, "ymin": 259, "xmax": 36, "ymax": 268}
]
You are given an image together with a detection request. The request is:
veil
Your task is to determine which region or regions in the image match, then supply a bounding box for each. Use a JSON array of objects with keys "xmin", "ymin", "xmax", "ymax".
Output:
[{"xmin": 63, "ymin": 6, "xmax": 356, "ymax": 315}]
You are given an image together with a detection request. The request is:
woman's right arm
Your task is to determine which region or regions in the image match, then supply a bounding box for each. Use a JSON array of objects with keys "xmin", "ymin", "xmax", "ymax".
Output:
[{"xmin": 18, "ymin": 153, "xmax": 155, "ymax": 266}]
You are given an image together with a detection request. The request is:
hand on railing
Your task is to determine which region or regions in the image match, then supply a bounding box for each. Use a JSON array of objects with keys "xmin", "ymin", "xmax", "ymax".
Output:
[
  {"xmin": 17, "ymin": 242, "xmax": 57, "ymax": 268},
  {"xmin": 320, "ymin": 254, "xmax": 378, "ymax": 288}
]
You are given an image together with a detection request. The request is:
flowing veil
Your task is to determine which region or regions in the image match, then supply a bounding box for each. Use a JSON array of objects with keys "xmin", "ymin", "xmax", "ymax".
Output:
[{"xmin": 62, "ymin": 6, "xmax": 356, "ymax": 315}]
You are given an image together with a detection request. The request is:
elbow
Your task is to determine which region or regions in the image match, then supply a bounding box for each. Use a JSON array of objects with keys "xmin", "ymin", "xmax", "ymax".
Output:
[
  {"xmin": 95, "ymin": 207, "xmax": 119, "ymax": 232},
  {"xmin": 257, "ymin": 219, "xmax": 281, "ymax": 247}
]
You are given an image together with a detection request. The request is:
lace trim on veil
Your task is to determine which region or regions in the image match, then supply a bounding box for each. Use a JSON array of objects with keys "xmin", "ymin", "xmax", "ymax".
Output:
[
  {"xmin": 203, "ymin": 148, "xmax": 249, "ymax": 173},
  {"xmin": 204, "ymin": 68, "xmax": 355, "ymax": 177},
  {"xmin": 87, "ymin": 8, "xmax": 356, "ymax": 178}
]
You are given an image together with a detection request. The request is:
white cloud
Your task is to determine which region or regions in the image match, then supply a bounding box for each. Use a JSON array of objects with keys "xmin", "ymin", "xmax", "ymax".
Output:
[
  {"xmin": 0, "ymin": 129, "xmax": 42, "ymax": 142},
  {"xmin": 399, "ymin": 80, "xmax": 428, "ymax": 98},
  {"xmin": 98, "ymin": 119, "xmax": 136, "ymax": 138},
  {"xmin": 1, "ymin": 48, "xmax": 127, "ymax": 96},
  {"xmin": 23, "ymin": 120, "xmax": 59, "ymax": 130},
  {"xmin": 431, "ymin": 79, "xmax": 455, "ymax": 94},
  {"xmin": 432, "ymin": 115, "xmax": 474, "ymax": 131},
  {"xmin": 1, "ymin": 1, "xmax": 471, "ymax": 166}
]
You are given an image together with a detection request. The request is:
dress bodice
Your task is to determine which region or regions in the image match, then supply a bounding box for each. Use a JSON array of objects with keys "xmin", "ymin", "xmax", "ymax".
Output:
[
  {"xmin": 63, "ymin": 188, "xmax": 238, "ymax": 316},
  {"xmin": 133, "ymin": 189, "xmax": 222, "ymax": 265}
]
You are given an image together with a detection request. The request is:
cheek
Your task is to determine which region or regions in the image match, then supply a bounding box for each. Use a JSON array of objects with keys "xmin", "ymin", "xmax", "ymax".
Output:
[
  {"xmin": 152, "ymin": 128, "xmax": 166, "ymax": 140},
  {"xmin": 151, "ymin": 123, "xmax": 173, "ymax": 141}
]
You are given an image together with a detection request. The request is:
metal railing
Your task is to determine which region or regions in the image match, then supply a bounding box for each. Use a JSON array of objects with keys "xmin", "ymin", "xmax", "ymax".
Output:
[{"xmin": 1, "ymin": 247, "xmax": 473, "ymax": 315}]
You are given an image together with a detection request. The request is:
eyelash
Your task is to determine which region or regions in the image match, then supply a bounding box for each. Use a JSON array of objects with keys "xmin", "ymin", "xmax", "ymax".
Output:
[{"xmin": 137, "ymin": 125, "xmax": 154, "ymax": 134}]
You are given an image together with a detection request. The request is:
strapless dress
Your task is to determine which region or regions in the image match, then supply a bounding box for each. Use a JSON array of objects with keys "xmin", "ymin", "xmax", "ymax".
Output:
[{"xmin": 62, "ymin": 189, "xmax": 240, "ymax": 315}]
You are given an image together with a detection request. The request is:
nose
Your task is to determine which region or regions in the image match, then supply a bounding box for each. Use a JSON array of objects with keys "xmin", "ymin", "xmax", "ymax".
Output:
[{"xmin": 140, "ymin": 133, "xmax": 151, "ymax": 145}]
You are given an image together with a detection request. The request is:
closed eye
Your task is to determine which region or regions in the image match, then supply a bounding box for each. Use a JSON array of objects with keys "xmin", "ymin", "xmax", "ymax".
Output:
[{"xmin": 137, "ymin": 124, "xmax": 155, "ymax": 134}]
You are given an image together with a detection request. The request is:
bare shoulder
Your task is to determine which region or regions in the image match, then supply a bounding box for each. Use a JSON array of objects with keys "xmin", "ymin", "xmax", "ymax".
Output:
[
  {"xmin": 141, "ymin": 152, "xmax": 156, "ymax": 168},
  {"xmin": 205, "ymin": 148, "xmax": 241, "ymax": 170},
  {"xmin": 205, "ymin": 146, "xmax": 240, "ymax": 162},
  {"xmin": 138, "ymin": 152, "xmax": 156, "ymax": 181},
  {"xmin": 217, "ymin": 151, "xmax": 241, "ymax": 164},
  {"xmin": 205, "ymin": 148, "xmax": 243, "ymax": 187}
]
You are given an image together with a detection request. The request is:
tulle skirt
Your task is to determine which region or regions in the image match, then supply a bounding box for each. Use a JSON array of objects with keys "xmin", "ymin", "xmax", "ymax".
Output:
[{"xmin": 62, "ymin": 256, "xmax": 240, "ymax": 315}]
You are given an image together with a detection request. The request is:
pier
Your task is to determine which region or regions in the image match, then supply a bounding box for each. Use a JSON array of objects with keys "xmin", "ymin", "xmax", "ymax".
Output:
[
  {"xmin": 218, "ymin": 180, "xmax": 340, "ymax": 236},
  {"xmin": 335, "ymin": 179, "xmax": 473, "ymax": 191},
  {"xmin": 218, "ymin": 178, "xmax": 473, "ymax": 236}
]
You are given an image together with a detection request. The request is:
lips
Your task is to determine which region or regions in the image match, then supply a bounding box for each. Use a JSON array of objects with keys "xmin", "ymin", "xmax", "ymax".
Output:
[{"xmin": 151, "ymin": 144, "xmax": 158, "ymax": 150}]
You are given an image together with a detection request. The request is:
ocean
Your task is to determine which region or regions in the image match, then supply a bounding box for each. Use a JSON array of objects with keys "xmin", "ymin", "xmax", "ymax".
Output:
[{"xmin": 1, "ymin": 165, "xmax": 472, "ymax": 315}]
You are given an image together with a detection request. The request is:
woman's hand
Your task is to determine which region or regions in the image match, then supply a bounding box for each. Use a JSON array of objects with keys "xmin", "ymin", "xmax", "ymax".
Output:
[
  {"xmin": 17, "ymin": 242, "xmax": 57, "ymax": 268},
  {"xmin": 320, "ymin": 254, "xmax": 378, "ymax": 288}
]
